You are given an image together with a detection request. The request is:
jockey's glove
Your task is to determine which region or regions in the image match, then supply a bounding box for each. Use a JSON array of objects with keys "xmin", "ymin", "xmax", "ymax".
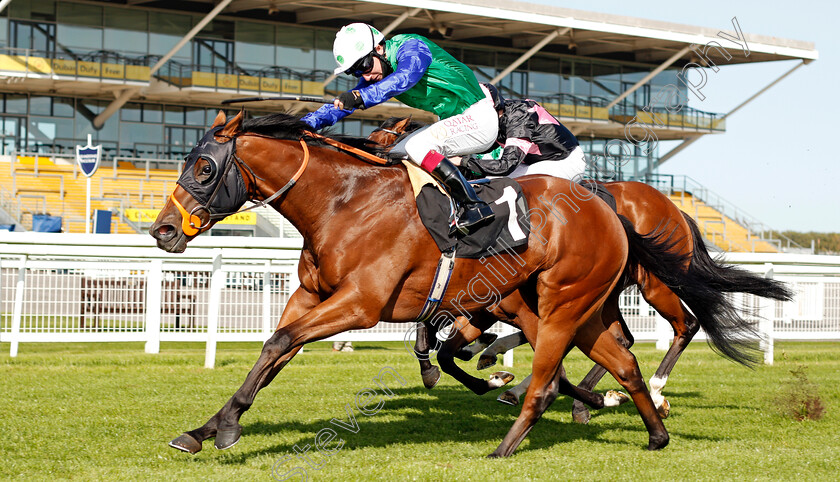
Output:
[
  {"xmin": 459, "ymin": 155, "xmax": 486, "ymax": 180},
  {"xmin": 337, "ymin": 90, "xmax": 365, "ymax": 110}
]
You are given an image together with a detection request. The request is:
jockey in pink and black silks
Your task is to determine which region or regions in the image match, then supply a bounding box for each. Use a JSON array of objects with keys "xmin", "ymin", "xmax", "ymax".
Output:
[
  {"xmin": 462, "ymin": 83, "xmax": 586, "ymax": 181},
  {"xmin": 302, "ymin": 23, "xmax": 497, "ymax": 233}
]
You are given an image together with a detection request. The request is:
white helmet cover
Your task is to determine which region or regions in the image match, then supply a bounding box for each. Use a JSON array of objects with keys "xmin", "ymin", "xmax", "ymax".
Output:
[{"xmin": 333, "ymin": 23, "xmax": 384, "ymax": 75}]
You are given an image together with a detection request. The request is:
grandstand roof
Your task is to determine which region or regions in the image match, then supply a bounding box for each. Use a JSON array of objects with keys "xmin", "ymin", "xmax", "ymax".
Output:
[{"xmin": 181, "ymin": 0, "xmax": 818, "ymax": 64}]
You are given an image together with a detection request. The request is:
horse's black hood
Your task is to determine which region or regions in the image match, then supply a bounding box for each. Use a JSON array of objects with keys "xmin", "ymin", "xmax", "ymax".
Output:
[{"xmin": 177, "ymin": 126, "xmax": 248, "ymax": 215}]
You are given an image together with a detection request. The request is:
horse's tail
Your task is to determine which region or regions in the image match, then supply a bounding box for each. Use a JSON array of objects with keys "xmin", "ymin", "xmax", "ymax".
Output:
[
  {"xmin": 618, "ymin": 215, "xmax": 785, "ymax": 367},
  {"xmin": 681, "ymin": 212, "xmax": 793, "ymax": 301}
]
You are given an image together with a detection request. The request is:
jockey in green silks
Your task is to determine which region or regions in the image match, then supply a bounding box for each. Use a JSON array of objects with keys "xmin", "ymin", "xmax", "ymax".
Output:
[{"xmin": 302, "ymin": 23, "xmax": 497, "ymax": 233}]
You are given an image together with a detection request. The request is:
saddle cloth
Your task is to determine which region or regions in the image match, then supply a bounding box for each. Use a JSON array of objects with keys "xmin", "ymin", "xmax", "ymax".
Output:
[{"xmin": 403, "ymin": 162, "xmax": 531, "ymax": 259}]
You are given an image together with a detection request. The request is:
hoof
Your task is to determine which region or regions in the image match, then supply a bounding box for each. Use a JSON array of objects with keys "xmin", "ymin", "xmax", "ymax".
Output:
[
  {"xmin": 477, "ymin": 354, "xmax": 497, "ymax": 371},
  {"xmin": 488, "ymin": 371, "xmax": 514, "ymax": 388},
  {"xmin": 497, "ymin": 390, "xmax": 519, "ymax": 406},
  {"xmin": 169, "ymin": 433, "xmax": 202, "ymax": 454},
  {"xmin": 657, "ymin": 398, "xmax": 671, "ymax": 419},
  {"xmin": 214, "ymin": 426, "xmax": 242, "ymax": 450},
  {"xmin": 487, "ymin": 450, "xmax": 507, "ymax": 458},
  {"xmin": 647, "ymin": 433, "xmax": 669, "ymax": 451},
  {"xmin": 604, "ymin": 390, "xmax": 631, "ymax": 407},
  {"xmin": 421, "ymin": 366, "xmax": 441, "ymax": 389},
  {"xmin": 572, "ymin": 408, "xmax": 591, "ymax": 424}
]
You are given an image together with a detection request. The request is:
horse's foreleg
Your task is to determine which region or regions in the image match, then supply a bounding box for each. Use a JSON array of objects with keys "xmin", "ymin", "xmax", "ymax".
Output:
[
  {"xmin": 437, "ymin": 312, "xmax": 513, "ymax": 395},
  {"xmin": 572, "ymin": 290, "xmax": 632, "ymax": 423},
  {"xmin": 574, "ymin": 317, "xmax": 669, "ymax": 450},
  {"xmin": 413, "ymin": 322, "xmax": 442, "ymax": 389},
  {"xmin": 171, "ymin": 286, "xmax": 378, "ymax": 453},
  {"xmin": 489, "ymin": 328, "xmax": 574, "ymax": 458},
  {"xmin": 642, "ymin": 278, "xmax": 700, "ymax": 418}
]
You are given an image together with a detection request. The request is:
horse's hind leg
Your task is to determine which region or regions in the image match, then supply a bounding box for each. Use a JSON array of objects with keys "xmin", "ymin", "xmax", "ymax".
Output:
[
  {"xmin": 476, "ymin": 331, "xmax": 528, "ymax": 370},
  {"xmin": 437, "ymin": 312, "xmax": 515, "ymax": 395},
  {"xmin": 641, "ymin": 276, "xmax": 700, "ymax": 418},
  {"xmin": 574, "ymin": 317, "xmax": 669, "ymax": 450},
  {"xmin": 453, "ymin": 332, "xmax": 499, "ymax": 361}
]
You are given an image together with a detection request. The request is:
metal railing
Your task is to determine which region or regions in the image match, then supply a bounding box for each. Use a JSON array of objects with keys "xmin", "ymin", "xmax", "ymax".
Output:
[
  {"xmin": 1, "ymin": 234, "xmax": 839, "ymax": 367},
  {"xmin": 642, "ymin": 173, "xmax": 807, "ymax": 253}
]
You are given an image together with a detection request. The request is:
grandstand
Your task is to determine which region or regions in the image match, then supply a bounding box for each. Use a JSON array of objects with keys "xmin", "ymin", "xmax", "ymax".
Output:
[{"xmin": 0, "ymin": 0, "xmax": 817, "ymax": 252}]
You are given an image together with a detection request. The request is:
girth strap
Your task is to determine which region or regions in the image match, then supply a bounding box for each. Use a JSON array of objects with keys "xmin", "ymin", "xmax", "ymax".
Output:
[{"xmin": 415, "ymin": 248, "xmax": 457, "ymax": 324}]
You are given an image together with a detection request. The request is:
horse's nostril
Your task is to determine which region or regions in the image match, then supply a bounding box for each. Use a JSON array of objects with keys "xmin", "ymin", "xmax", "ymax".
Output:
[{"xmin": 151, "ymin": 224, "xmax": 176, "ymax": 241}]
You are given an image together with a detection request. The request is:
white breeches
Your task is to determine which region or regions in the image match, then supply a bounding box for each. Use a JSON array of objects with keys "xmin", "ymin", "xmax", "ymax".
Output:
[
  {"xmin": 507, "ymin": 146, "xmax": 587, "ymax": 180},
  {"xmin": 404, "ymin": 97, "xmax": 499, "ymax": 164}
]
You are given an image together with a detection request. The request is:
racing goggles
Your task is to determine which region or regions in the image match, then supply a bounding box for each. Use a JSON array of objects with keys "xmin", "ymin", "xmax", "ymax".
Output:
[{"xmin": 346, "ymin": 52, "xmax": 375, "ymax": 78}]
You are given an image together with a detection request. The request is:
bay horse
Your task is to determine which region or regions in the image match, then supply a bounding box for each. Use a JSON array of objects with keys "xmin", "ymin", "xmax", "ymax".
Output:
[
  {"xmin": 369, "ymin": 117, "xmax": 792, "ymax": 422},
  {"xmin": 150, "ymin": 110, "xmax": 712, "ymax": 457}
]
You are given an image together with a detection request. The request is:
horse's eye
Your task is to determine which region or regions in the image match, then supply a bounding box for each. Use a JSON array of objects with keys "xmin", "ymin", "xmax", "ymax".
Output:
[{"xmin": 194, "ymin": 157, "xmax": 216, "ymax": 184}]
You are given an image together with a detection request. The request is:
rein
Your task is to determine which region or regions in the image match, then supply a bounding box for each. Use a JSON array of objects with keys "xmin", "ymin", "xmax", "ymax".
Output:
[{"xmin": 176, "ymin": 128, "xmax": 390, "ymax": 235}]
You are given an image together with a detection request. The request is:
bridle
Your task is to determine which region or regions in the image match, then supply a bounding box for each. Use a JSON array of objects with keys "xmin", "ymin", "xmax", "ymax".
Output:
[
  {"xmin": 171, "ymin": 129, "xmax": 389, "ymax": 237},
  {"xmin": 170, "ymin": 132, "xmax": 310, "ymax": 237}
]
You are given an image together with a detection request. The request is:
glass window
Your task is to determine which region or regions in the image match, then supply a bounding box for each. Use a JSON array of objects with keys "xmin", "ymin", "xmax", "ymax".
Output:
[
  {"xmin": 0, "ymin": 19, "xmax": 8, "ymax": 49},
  {"xmin": 104, "ymin": 7, "xmax": 148, "ymax": 55},
  {"xmin": 185, "ymin": 107, "xmax": 205, "ymax": 127},
  {"xmin": 143, "ymin": 104, "xmax": 162, "ymax": 124},
  {"xmin": 121, "ymin": 103, "xmax": 142, "ymax": 122},
  {"xmin": 29, "ymin": 96, "xmax": 52, "ymax": 116},
  {"xmin": 53, "ymin": 97, "xmax": 74, "ymax": 117},
  {"xmin": 119, "ymin": 122, "xmax": 163, "ymax": 155},
  {"xmin": 278, "ymin": 26, "xmax": 315, "ymax": 71},
  {"xmin": 200, "ymin": 19, "xmax": 234, "ymax": 40},
  {"xmin": 9, "ymin": 0, "xmax": 56, "ymax": 22},
  {"xmin": 314, "ymin": 29, "xmax": 335, "ymax": 75},
  {"xmin": 57, "ymin": 24, "xmax": 102, "ymax": 51},
  {"xmin": 591, "ymin": 63, "xmax": 621, "ymax": 101},
  {"xmin": 29, "ymin": 116, "xmax": 74, "ymax": 149},
  {"xmin": 149, "ymin": 12, "xmax": 191, "ymax": 62},
  {"xmin": 165, "ymin": 106, "xmax": 185, "ymax": 125},
  {"xmin": 57, "ymin": 3, "xmax": 102, "ymax": 26},
  {"xmin": 75, "ymin": 100, "xmax": 118, "ymax": 142},
  {"xmin": 5, "ymin": 95, "xmax": 27, "ymax": 114},
  {"xmin": 11, "ymin": 20, "xmax": 56, "ymax": 55},
  {"xmin": 235, "ymin": 21, "xmax": 275, "ymax": 70},
  {"xmin": 571, "ymin": 60, "xmax": 592, "ymax": 98},
  {"xmin": 194, "ymin": 38, "xmax": 233, "ymax": 73}
]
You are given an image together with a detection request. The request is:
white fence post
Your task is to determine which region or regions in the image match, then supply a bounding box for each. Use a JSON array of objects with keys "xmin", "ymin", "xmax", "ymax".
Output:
[
  {"xmin": 502, "ymin": 322, "xmax": 514, "ymax": 367},
  {"xmin": 760, "ymin": 263, "xmax": 775, "ymax": 365},
  {"xmin": 205, "ymin": 250, "xmax": 224, "ymax": 369},
  {"xmin": 10, "ymin": 255, "xmax": 26, "ymax": 357},
  {"xmin": 262, "ymin": 261, "xmax": 272, "ymax": 337},
  {"xmin": 654, "ymin": 294, "xmax": 671, "ymax": 350},
  {"xmin": 145, "ymin": 259, "xmax": 163, "ymax": 354}
]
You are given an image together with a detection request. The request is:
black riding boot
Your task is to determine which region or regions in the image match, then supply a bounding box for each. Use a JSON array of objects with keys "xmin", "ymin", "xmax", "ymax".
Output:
[{"xmin": 423, "ymin": 152, "xmax": 495, "ymax": 234}]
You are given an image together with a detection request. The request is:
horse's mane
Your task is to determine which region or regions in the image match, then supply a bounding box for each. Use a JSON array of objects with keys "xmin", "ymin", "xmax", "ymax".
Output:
[
  {"xmin": 241, "ymin": 112, "xmax": 379, "ymax": 154},
  {"xmin": 241, "ymin": 112, "xmax": 314, "ymax": 139}
]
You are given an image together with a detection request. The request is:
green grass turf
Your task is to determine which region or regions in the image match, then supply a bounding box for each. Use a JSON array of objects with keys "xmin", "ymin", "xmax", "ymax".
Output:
[{"xmin": 1, "ymin": 341, "xmax": 837, "ymax": 480}]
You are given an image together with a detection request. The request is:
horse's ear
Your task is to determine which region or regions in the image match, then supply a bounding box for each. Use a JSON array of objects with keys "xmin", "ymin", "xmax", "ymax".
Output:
[
  {"xmin": 394, "ymin": 117, "xmax": 411, "ymax": 131},
  {"xmin": 219, "ymin": 109, "xmax": 244, "ymax": 138},
  {"xmin": 211, "ymin": 110, "xmax": 227, "ymax": 129}
]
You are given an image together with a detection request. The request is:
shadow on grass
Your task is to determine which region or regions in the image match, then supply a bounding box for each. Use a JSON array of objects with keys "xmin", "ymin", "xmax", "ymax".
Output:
[{"xmin": 185, "ymin": 385, "xmax": 724, "ymax": 464}]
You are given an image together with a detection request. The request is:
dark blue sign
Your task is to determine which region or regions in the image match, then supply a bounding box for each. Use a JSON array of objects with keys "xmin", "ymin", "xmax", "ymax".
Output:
[{"xmin": 76, "ymin": 140, "xmax": 101, "ymax": 178}]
